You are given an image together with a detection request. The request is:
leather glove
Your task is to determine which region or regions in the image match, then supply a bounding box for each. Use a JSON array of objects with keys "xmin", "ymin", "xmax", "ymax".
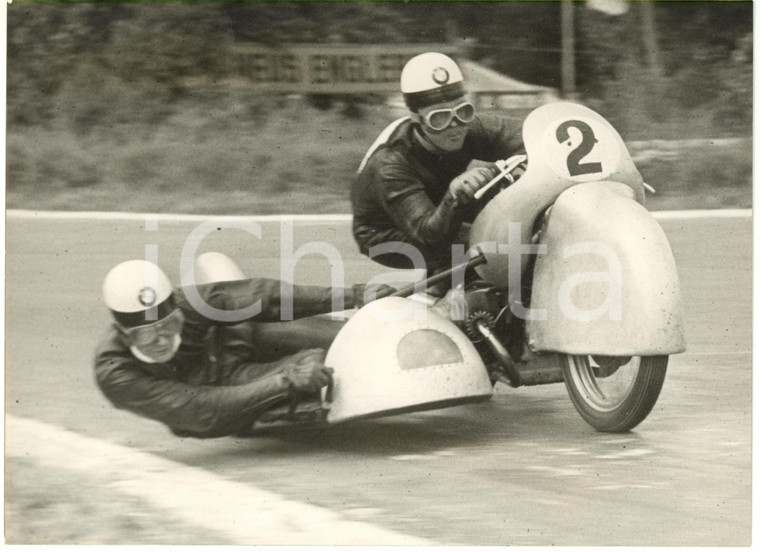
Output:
[
  {"xmin": 497, "ymin": 155, "xmax": 527, "ymax": 186},
  {"xmin": 448, "ymin": 166, "xmax": 500, "ymax": 205},
  {"xmin": 281, "ymin": 348, "xmax": 333, "ymax": 394},
  {"xmin": 431, "ymin": 286, "xmax": 468, "ymax": 323},
  {"xmin": 352, "ymin": 283, "xmax": 396, "ymax": 308}
]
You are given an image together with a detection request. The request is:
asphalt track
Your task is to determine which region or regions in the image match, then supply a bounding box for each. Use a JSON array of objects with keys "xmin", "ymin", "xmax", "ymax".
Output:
[{"xmin": 5, "ymin": 209, "xmax": 753, "ymax": 545}]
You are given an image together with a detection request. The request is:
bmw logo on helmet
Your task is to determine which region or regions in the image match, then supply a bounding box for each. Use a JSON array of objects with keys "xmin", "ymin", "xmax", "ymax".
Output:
[
  {"xmin": 138, "ymin": 286, "xmax": 157, "ymax": 307},
  {"xmin": 432, "ymin": 67, "xmax": 450, "ymax": 85},
  {"xmin": 103, "ymin": 260, "xmax": 175, "ymax": 327},
  {"xmin": 400, "ymin": 53, "xmax": 465, "ymax": 111}
]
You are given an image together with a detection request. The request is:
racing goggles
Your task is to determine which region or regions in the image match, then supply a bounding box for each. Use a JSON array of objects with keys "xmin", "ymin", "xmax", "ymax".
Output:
[
  {"xmin": 122, "ymin": 308, "xmax": 185, "ymax": 346},
  {"xmin": 423, "ymin": 101, "xmax": 476, "ymax": 131}
]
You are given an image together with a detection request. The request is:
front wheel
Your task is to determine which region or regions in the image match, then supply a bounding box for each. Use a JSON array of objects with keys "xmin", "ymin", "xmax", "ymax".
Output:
[{"xmin": 561, "ymin": 355, "xmax": 667, "ymax": 433}]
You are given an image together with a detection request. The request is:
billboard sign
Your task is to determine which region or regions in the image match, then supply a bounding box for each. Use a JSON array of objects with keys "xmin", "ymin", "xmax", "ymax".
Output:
[{"xmin": 227, "ymin": 43, "xmax": 458, "ymax": 94}]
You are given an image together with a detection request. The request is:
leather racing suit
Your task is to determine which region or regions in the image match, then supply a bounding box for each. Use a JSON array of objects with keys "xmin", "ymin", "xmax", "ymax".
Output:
[
  {"xmin": 351, "ymin": 114, "xmax": 524, "ymax": 271},
  {"xmin": 94, "ymin": 278, "xmax": 362, "ymax": 438}
]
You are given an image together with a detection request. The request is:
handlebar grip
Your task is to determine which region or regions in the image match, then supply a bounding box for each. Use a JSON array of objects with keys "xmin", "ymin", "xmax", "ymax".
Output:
[{"xmin": 474, "ymin": 155, "xmax": 528, "ymax": 200}]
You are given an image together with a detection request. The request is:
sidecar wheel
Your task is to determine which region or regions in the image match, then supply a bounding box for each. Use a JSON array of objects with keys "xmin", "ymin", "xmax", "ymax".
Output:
[{"xmin": 561, "ymin": 355, "xmax": 667, "ymax": 433}]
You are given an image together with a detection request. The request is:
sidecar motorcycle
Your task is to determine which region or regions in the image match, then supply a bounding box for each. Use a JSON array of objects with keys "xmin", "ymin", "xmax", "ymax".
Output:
[{"xmin": 198, "ymin": 102, "xmax": 686, "ymax": 433}]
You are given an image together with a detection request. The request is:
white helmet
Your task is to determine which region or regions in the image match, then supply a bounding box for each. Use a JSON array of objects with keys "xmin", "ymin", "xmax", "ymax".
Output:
[
  {"xmin": 102, "ymin": 260, "xmax": 175, "ymax": 327},
  {"xmin": 400, "ymin": 52, "xmax": 466, "ymax": 111}
]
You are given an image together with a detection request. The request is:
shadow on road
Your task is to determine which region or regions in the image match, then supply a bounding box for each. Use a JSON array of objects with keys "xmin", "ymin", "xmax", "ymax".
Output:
[{"xmin": 207, "ymin": 390, "xmax": 618, "ymax": 458}]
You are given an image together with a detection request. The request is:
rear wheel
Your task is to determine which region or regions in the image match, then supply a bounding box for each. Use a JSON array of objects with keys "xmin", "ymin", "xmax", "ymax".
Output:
[{"xmin": 561, "ymin": 355, "xmax": 667, "ymax": 432}]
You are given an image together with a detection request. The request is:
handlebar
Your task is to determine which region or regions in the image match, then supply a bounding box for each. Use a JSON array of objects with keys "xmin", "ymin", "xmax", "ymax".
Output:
[
  {"xmin": 377, "ymin": 251, "xmax": 488, "ymax": 299},
  {"xmin": 473, "ymin": 154, "xmax": 528, "ymax": 200}
]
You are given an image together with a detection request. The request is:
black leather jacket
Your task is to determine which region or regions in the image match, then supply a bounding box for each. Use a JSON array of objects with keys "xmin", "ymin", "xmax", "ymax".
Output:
[
  {"xmin": 94, "ymin": 278, "xmax": 355, "ymax": 438},
  {"xmin": 351, "ymin": 114, "xmax": 524, "ymax": 270}
]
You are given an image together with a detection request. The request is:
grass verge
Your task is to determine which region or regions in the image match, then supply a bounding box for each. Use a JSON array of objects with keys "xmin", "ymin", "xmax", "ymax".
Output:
[{"xmin": 6, "ymin": 95, "xmax": 752, "ymax": 215}]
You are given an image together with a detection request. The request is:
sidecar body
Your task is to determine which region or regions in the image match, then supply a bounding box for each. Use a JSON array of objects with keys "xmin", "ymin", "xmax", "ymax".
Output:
[
  {"xmin": 193, "ymin": 252, "xmax": 493, "ymax": 426},
  {"xmin": 324, "ymin": 296, "xmax": 493, "ymax": 423}
]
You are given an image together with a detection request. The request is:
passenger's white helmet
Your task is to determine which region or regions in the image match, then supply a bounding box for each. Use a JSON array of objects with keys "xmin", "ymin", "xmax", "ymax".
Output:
[
  {"xmin": 102, "ymin": 260, "xmax": 175, "ymax": 327},
  {"xmin": 400, "ymin": 52, "xmax": 466, "ymax": 111}
]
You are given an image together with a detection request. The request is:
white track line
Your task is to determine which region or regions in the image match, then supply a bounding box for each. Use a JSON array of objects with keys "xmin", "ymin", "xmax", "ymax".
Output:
[
  {"xmin": 5, "ymin": 208, "xmax": 752, "ymax": 223},
  {"xmin": 6, "ymin": 209, "xmax": 353, "ymax": 223},
  {"xmin": 678, "ymin": 351, "xmax": 752, "ymax": 357},
  {"xmin": 653, "ymin": 208, "xmax": 751, "ymax": 220},
  {"xmin": 5, "ymin": 415, "xmax": 432, "ymax": 545}
]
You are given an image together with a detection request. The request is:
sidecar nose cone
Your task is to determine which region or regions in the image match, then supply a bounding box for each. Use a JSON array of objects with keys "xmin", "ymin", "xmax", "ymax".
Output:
[{"xmin": 324, "ymin": 297, "xmax": 493, "ymax": 423}]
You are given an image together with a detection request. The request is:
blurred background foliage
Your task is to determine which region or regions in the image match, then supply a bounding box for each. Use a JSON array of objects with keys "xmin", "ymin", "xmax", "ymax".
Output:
[{"xmin": 6, "ymin": 0, "xmax": 753, "ymax": 214}]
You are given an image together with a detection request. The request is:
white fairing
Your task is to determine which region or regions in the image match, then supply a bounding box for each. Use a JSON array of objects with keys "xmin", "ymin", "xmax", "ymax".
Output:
[
  {"xmin": 527, "ymin": 182, "xmax": 687, "ymax": 356},
  {"xmin": 192, "ymin": 252, "xmax": 246, "ymax": 284},
  {"xmin": 470, "ymin": 101, "xmax": 645, "ymax": 288},
  {"xmin": 324, "ymin": 297, "xmax": 493, "ymax": 423}
]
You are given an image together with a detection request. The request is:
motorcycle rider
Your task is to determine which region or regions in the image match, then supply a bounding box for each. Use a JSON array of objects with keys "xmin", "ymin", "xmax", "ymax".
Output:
[
  {"xmin": 351, "ymin": 52, "xmax": 526, "ymax": 276},
  {"xmin": 94, "ymin": 259, "xmax": 387, "ymax": 438}
]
